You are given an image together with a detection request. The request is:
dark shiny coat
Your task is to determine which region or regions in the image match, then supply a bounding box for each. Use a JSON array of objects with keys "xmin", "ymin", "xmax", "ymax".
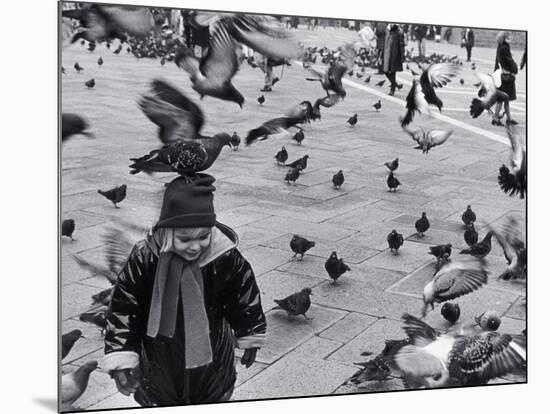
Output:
[
  {"xmin": 495, "ymin": 41, "xmax": 518, "ymax": 101},
  {"xmin": 104, "ymin": 224, "xmax": 266, "ymax": 406},
  {"xmin": 383, "ymin": 26, "xmax": 405, "ymax": 73}
]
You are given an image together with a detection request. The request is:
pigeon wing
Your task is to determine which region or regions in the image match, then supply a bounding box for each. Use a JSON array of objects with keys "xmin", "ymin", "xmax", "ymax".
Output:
[
  {"xmin": 103, "ymin": 227, "xmax": 135, "ymax": 275},
  {"xmin": 315, "ymin": 94, "xmax": 341, "ymax": 108},
  {"xmin": 201, "ymin": 21, "xmax": 240, "ymax": 85},
  {"xmin": 394, "ymin": 345, "xmax": 446, "ymax": 378},
  {"xmin": 432, "ymin": 257, "xmax": 488, "ymax": 301},
  {"xmin": 506, "ymin": 125, "xmax": 526, "ymax": 173},
  {"xmin": 401, "ymin": 313, "xmax": 439, "ymax": 346},
  {"xmin": 99, "ymin": 5, "xmax": 155, "ymax": 36},
  {"xmin": 427, "ymin": 129, "xmax": 453, "ymax": 147},
  {"xmin": 426, "ymin": 63, "xmax": 459, "ymax": 88}
]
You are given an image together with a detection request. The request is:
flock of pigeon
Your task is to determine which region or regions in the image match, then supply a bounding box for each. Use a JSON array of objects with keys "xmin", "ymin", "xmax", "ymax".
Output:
[{"xmin": 61, "ymin": 4, "xmax": 526, "ymax": 408}]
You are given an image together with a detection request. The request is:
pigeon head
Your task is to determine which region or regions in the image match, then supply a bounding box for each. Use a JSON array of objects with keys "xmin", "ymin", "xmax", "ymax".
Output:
[
  {"xmin": 441, "ymin": 302, "xmax": 461, "ymax": 323},
  {"xmin": 476, "ymin": 310, "xmax": 501, "ymax": 331},
  {"xmin": 330, "ymin": 251, "xmax": 338, "ymax": 259},
  {"xmin": 213, "ymin": 132, "xmax": 232, "ymax": 147},
  {"xmin": 301, "ymin": 288, "xmax": 313, "ymax": 296},
  {"xmin": 421, "ymin": 212, "xmax": 427, "ymax": 217}
]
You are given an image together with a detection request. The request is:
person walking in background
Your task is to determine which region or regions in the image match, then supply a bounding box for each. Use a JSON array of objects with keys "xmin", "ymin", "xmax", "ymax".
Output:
[
  {"xmin": 414, "ymin": 25, "xmax": 428, "ymax": 59},
  {"xmin": 461, "ymin": 28, "xmax": 475, "ymax": 62},
  {"xmin": 444, "ymin": 27, "xmax": 452, "ymax": 43},
  {"xmin": 261, "ymin": 57, "xmax": 274, "ymax": 92},
  {"xmin": 403, "ymin": 24, "xmax": 410, "ymax": 41},
  {"xmin": 375, "ymin": 22, "xmax": 387, "ymax": 74},
  {"xmin": 383, "ymin": 24, "xmax": 405, "ymax": 96},
  {"xmin": 435, "ymin": 26, "xmax": 442, "ymax": 43},
  {"xmin": 492, "ymin": 31, "xmax": 518, "ymax": 126}
]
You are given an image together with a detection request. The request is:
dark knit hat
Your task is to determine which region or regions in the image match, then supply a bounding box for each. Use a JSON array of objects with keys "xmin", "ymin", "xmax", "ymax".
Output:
[{"xmin": 155, "ymin": 174, "xmax": 216, "ymax": 229}]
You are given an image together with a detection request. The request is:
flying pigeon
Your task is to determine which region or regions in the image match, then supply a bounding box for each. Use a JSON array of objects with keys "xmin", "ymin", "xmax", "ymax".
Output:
[
  {"xmin": 394, "ymin": 313, "xmax": 526, "ymax": 387},
  {"xmin": 305, "ymin": 43, "xmax": 354, "ymax": 98},
  {"xmin": 400, "ymin": 63, "xmax": 459, "ymax": 127},
  {"xmin": 421, "ymin": 255, "xmax": 488, "ymax": 316},
  {"xmin": 489, "ymin": 216, "xmax": 526, "ymax": 280},
  {"xmin": 245, "ymin": 116, "xmax": 304, "ymax": 145},
  {"xmin": 401, "ymin": 124, "xmax": 453, "ymax": 154},
  {"xmin": 324, "ymin": 251, "xmax": 351, "ymax": 284},
  {"xmin": 469, "ymin": 71, "xmax": 510, "ymax": 118},
  {"xmin": 290, "ymin": 235, "xmax": 315, "ymax": 260},
  {"xmin": 498, "ymin": 125, "xmax": 526, "ymax": 199},
  {"xmin": 274, "ymin": 288, "xmax": 313, "ymax": 319},
  {"xmin": 387, "ymin": 230, "xmax": 404, "ymax": 254},
  {"xmin": 97, "ymin": 184, "xmax": 127, "ymax": 208}
]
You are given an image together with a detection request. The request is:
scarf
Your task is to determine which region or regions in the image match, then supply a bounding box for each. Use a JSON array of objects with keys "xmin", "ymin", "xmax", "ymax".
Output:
[{"xmin": 146, "ymin": 226, "xmax": 236, "ymax": 368}]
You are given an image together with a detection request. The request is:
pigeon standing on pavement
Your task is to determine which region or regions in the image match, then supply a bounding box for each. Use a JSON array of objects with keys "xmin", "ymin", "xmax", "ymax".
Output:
[
  {"xmin": 275, "ymin": 146, "xmax": 288, "ymax": 165},
  {"xmin": 290, "ymin": 235, "xmax": 315, "ymax": 261},
  {"xmin": 459, "ymin": 231, "xmax": 493, "ymax": 258},
  {"xmin": 441, "ymin": 302, "xmax": 461, "ymax": 324},
  {"xmin": 62, "ymin": 329, "xmax": 84, "ymax": 360},
  {"xmin": 287, "ymin": 155, "xmax": 309, "ymax": 172},
  {"xmin": 292, "ymin": 130, "xmax": 305, "ymax": 145},
  {"xmin": 415, "ymin": 212, "xmax": 430, "ymax": 237},
  {"xmin": 332, "ymin": 170, "xmax": 344, "ymax": 189},
  {"xmin": 324, "ymin": 251, "xmax": 351, "ymax": 284},
  {"xmin": 98, "ymin": 184, "xmax": 127, "ymax": 208},
  {"xmin": 274, "ymin": 288, "xmax": 313, "ymax": 319},
  {"xmin": 85, "ymin": 78, "xmax": 95, "ymax": 89},
  {"xmin": 421, "ymin": 256, "xmax": 488, "ymax": 316},
  {"xmin": 384, "ymin": 158, "xmax": 399, "ymax": 172},
  {"xmin": 462, "ymin": 205, "xmax": 477, "ymax": 226},
  {"xmin": 97, "ymin": 56, "xmax": 103, "ymax": 66},
  {"xmin": 347, "ymin": 113, "xmax": 358, "ymax": 127},
  {"xmin": 257, "ymin": 94, "xmax": 265, "ymax": 105},
  {"xmin": 375, "ymin": 79, "xmax": 385, "ymax": 87},
  {"xmin": 61, "ymin": 360, "xmax": 98, "ymax": 408},
  {"xmin": 62, "ymin": 219, "xmax": 76, "ymax": 241},
  {"xmin": 229, "ymin": 131, "xmax": 241, "ymax": 150},
  {"xmin": 387, "ymin": 230, "xmax": 404, "ymax": 254},
  {"xmin": 364, "ymin": 75, "xmax": 371, "ymax": 83},
  {"xmin": 74, "ymin": 62, "xmax": 84, "ymax": 72},
  {"xmin": 464, "ymin": 223, "xmax": 479, "ymax": 247},
  {"xmin": 387, "ymin": 171, "xmax": 401, "ymax": 191},
  {"xmin": 373, "ymin": 100, "xmax": 382, "ymax": 111},
  {"xmin": 285, "ymin": 167, "xmax": 300, "ymax": 185}
]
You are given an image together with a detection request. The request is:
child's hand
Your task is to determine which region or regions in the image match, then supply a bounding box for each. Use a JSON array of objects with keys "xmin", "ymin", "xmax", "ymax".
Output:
[
  {"xmin": 240, "ymin": 348, "xmax": 258, "ymax": 368},
  {"xmin": 111, "ymin": 367, "xmax": 141, "ymax": 396}
]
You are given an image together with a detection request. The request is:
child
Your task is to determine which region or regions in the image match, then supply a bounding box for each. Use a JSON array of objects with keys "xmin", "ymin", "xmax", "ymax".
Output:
[{"xmin": 103, "ymin": 174, "xmax": 267, "ymax": 406}]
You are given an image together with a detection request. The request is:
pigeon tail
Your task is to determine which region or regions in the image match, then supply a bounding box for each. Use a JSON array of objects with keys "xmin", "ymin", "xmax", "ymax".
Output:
[{"xmin": 469, "ymin": 98, "xmax": 485, "ymax": 118}]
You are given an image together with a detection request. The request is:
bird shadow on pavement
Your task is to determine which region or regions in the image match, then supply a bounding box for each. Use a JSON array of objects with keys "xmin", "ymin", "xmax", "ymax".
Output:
[{"xmin": 33, "ymin": 397, "xmax": 57, "ymax": 412}]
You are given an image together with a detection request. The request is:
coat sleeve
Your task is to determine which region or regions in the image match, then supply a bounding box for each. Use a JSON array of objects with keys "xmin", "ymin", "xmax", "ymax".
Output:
[
  {"xmin": 220, "ymin": 249, "xmax": 267, "ymax": 349},
  {"xmin": 103, "ymin": 243, "xmax": 150, "ymax": 373}
]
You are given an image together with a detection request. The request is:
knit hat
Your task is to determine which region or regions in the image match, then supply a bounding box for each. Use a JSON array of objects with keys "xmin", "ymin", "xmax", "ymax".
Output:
[{"xmin": 155, "ymin": 174, "xmax": 216, "ymax": 229}]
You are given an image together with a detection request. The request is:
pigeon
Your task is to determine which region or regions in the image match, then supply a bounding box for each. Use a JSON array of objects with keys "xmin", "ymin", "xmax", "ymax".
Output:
[
  {"xmin": 160, "ymin": 57, "xmax": 166, "ymax": 66},
  {"xmin": 274, "ymin": 288, "xmax": 313, "ymax": 319},
  {"xmin": 400, "ymin": 63, "xmax": 459, "ymax": 127},
  {"xmin": 61, "ymin": 4, "xmax": 157, "ymax": 44},
  {"xmin": 62, "ymin": 114, "xmax": 94, "ymax": 142},
  {"xmin": 97, "ymin": 56, "xmax": 103, "ymax": 66},
  {"xmin": 61, "ymin": 360, "xmax": 98, "ymax": 408},
  {"xmin": 129, "ymin": 136, "xmax": 231, "ymax": 176},
  {"xmin": 498, "ymin": 125, "xmax": 526, "ymax": 199},
  {"xmin": 375, "ymin": 79, "xmax": 385, "ymax": 87},
  {"xmin": 62, "ymin": 219, "xmax": 76, "ymax": 241},
  {"xmin": 394, "ymin": 313, "xmax": 526, "ymax": 387},
  {"xmin": 489, "ymin": 216, "xmax": 526, "ymax": 280},
  {"xmin": 347, "ymin": 113, "xmax": 358, "ymax": 127},
  {"xmin": 421, "ymin": 255, "xmax": 488, "ymax": 316},
  {"xmin": 79, "ymin": 307, "xmax": 108, "ymax": 330},
  {"xmin": 464, "ymin": 223, "xmax": 478, "ymax": 247},
  {"xmin": 469, "ymin": 71, "xmax": 510, "ymax": 118},
  {"xmin": 275, "ymin": 146, "xmax": 288, "ymax": 165},
  {"xmin": 91, "ymin": 287, "xmax": 114, "ymax": 306},
  {"xmin": 311, "ymin": 94, "xmax": 341, "ymax": 120},
  {"xmin": 474, "ymin": 310, "xmax": 502, "ymax": 332},
  {"xmin": 459, "ymin": 231, "xmax": 493, "ymax": 258},
  {"xmin": 415, "ymin": 212, "xmax": 430, "ymax": 237},
  {"xmin": 373, "ymin": 100, "xmax": 382, "ymax": 111},
  {"xmin": 292, "ymin": 130, "xmax": 305, "ymax": 145},
  {"xmin": 98, "ymin": 184, "xmax": 127, "ymax": 208},
  {"xmin": 62, "ymin": 66, "xmax": 66, "ymax": 74},
  {"xmin": 348, "ymin": 339, "xmax": 409, "ymax": 384},
  {"xmin": 74, "ymin": 62, "xmax": 84, "ymax": 72},
  {"xmin": 364, "ymin": 75, "xmax": 371, "ymax": 83},
  {"xmin": 113, "ymin": 44, "xmax": 122, "ymax": 54},
  {"xmin": 285, "ymin": 167, "xmax": 300, "ymax": 185},
  {"xmin": 324, "ymin": 251, "xmax": 351, "ymax": 284},
  {"xmin": 257, "ymin": 94, "xmax": 265, "ymax": 105},
  {"xmin": 332, "ymin": 170, "xmax": 344, "ymax": 189},
  {"xmin": 85, "ymin": 78, "xmax": 95, "ymax": 89},
  {"xmin": 440, "ymin": 302, "xmax": 461, "ymax": 324},
  {"xmin": 429, "ymin": 243, "xmax": 452, "ymax": 260},
  {"xmin": 271, "ymin": 76, "xmax": 280, "ymax": 86},
  {"xmin": 245, "ymin": 116, "xmax": 304, "ymax": 145},
  {"xmin": 460, "ymin": 78, "xmax": 464, "ymax": 85},
  {"xmin": 401, "ymin": 124, "xmax": 453, "ymax": 154},
  {"xmin": 305, "ymin": 44, "xmax": 354, "ymax": 98},
  {"xmin": 62, "ymin": 329, "xmax": 84, "ymax": 360},
  {"xmin": 287, "ymin": 155, "xmax": 309, "ymax": 172},
  {"xmin": 290, "ymin": 235, "xmax": 315, "ymax": 260},
  {"xmin": 229, "ymin": 131, "xmax": 241, "ymax": 150},
  {"xmin": 286, "ymin": 100, "xmax": 315, "ymax": 123},
  {"xmin": 384, "ymin": 158, "xmax": 399, "ymax": 172},
  {"xmin": 176, "ymin": 14, "xmax": 302, "ymax": 107},
  {"xmin": 461, "ymin": 205, "xmax": 476, "ymax": 225},
  {"xmin": 387, "ymin": 230, "xmax": 404, "ymax": 254},
  {"xmin": 387, "ymin": 171, "xmax": 400, "ymax": 191}
]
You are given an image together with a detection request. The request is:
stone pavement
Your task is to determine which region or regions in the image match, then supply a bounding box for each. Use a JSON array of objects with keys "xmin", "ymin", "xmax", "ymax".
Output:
[{"xmin": 61, "ymin": 23, "xmax": 526, "ymax": 410}]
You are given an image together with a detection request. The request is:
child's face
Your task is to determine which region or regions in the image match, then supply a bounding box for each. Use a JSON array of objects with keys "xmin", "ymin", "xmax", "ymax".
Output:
[{"xmin": 172, "ymin": 228, "xmax": 212, "ymax": 261}]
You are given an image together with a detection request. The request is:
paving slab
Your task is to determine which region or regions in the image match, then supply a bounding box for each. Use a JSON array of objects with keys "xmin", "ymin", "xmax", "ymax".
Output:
[
  {"xmin": 62, "ymin": 283, "xmax": 106, "ymax": 320},
  {"xmin": 241, "ymin": 245, "xmax": 293, "ymax": 277},
  {"xmin": 319, "ymin": 312, "xmax": 378, "ymax": 343}
]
